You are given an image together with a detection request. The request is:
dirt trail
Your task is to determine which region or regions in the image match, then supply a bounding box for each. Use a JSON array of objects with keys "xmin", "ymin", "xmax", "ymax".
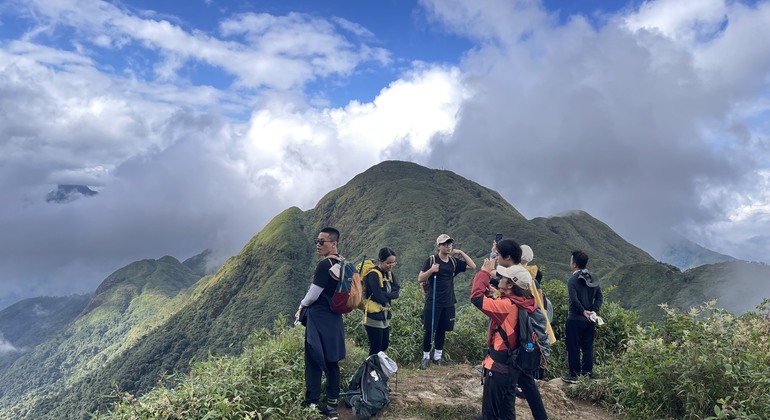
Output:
[{"xmin": 336, "ymin": 363, "xmax": 618, "ymax": 420}]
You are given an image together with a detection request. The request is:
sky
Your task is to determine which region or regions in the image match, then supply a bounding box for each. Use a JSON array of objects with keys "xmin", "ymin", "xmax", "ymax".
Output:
[{"xmin": 1, "ymin": 0, "xmax": 769, "ymax": 312}]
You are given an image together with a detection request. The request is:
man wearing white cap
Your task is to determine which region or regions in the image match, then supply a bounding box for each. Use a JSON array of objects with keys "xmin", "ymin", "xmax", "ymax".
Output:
[
  {"xmin": 470, "ymin": 239, "xmax": 548, "ymax": 420},
  {"xmin": 417, "ymin": 234, "xmax": 476, "ymax": 369}
]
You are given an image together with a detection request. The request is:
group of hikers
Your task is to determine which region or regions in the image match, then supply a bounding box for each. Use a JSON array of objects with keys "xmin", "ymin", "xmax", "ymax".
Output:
[{"xmin": 295, "ymin": 227, "xmax": 604, "ymax": 420}]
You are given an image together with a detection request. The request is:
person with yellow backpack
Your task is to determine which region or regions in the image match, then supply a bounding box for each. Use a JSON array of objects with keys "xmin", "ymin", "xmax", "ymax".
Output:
[{"xmin": 357, "ymin": 247, "xmax": 401, "ymax": 356}]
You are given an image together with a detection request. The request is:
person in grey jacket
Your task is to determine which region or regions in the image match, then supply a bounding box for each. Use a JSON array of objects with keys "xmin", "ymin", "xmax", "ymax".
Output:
[{"xmin": 562, "ymin": 250, "xmax": 603, "ymax": 383}]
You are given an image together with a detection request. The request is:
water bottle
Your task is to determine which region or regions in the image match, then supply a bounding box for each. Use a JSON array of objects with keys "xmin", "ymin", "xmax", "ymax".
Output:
[{"xmin": 525, "ymin": 342, "xmax": 534, "ymax": 353}]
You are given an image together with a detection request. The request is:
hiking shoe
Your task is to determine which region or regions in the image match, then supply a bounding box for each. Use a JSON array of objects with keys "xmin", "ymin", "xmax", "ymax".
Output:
[
  {"xmin": 419, "ymin": 358, "xmax": 430, "ymax": 370},
  {"xmin": 561, "ymin": 374, "xmax": 578, "ymax": 384},
  {"xmin": 320, "ymin": 405, "xmax": 339, "ymax": 420},
  {"xmin": 432, "ymin": 358, "xmax": 449, "ymax": 366}
]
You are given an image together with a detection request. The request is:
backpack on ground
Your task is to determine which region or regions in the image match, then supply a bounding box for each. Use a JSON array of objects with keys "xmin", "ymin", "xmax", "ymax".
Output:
[
  {"xmin": 355, "ymin": 258, "xmax": 393, "ymax": 323},
  {"xmin": 494, "ymin": 307, "xmax": 546, "ymax": 374},
  {"xmin": 347, "ymin": 353, "xmax": 391, "ymax": 419},
  {"xmin": 418, "ymin": 254, "xmax": 456, "ymax": 293},
  {"xmin": 327, "ymin": 256, "xmax": 364, "ymax": 314}
]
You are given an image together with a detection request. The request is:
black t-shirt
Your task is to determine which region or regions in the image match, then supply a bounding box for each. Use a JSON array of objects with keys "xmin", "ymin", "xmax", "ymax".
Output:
[
  {"xmin": 421, "ymin": 254, "xmax": 467, "ymax": 307},
  {"xmin": 312, "ymin": 256, "xmax": 339, "ymax": 307}
]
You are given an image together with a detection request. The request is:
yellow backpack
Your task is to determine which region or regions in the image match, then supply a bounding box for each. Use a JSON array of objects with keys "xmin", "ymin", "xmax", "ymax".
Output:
[{"xmin": 355, "ymin": 259, "xmax": 393, "ymax": 323}]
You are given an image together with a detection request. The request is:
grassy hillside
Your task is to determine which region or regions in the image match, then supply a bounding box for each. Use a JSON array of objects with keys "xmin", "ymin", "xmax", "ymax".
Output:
[
  {"xmin": 602, "ymin": 260, "xmax": 770, "ymax": 320},
  {"xmin": 0, "ymin": 256, "xmax": 201, "ymax": 419},
  {"xmin": 0, "ymin": 295, "xmax": 91, "ymax": 374}
]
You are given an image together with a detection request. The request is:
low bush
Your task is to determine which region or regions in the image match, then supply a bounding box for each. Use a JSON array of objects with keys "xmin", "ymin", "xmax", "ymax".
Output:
[{"xmin": 594, "ymin": 300, "xmax": 770, "ymax": 419}]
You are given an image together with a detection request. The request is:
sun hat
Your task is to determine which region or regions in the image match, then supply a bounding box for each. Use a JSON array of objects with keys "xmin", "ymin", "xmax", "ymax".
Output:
[{"xmin": 496, "ymin": 264, "xmax": 532, "ymax": 289}]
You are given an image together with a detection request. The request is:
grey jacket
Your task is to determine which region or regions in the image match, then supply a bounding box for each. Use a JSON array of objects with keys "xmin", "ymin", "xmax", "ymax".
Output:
[{"xmin": 529, "ymin": 306, "xmax": 551, "ymax": 357}]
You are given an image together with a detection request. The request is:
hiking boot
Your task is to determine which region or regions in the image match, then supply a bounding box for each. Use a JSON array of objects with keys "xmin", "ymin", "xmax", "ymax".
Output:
[
  {"xmin": 320, "ymin": 405, "xmax": 339, "ymax": 420},
  {"xmin": 560, "ymin": 374, "xmax": 578, "ymax": 384},
  {"xmin": 419, "ymin": 358, "xmax": 430, "ymax": 370},
  {"xmin": 432, "ymin": 358, "xmax": 449, "ymax": 366}
]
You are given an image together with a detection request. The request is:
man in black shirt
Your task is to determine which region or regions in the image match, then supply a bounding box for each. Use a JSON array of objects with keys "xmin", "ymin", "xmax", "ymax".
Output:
[
  {"xmin": 417, "ymin": 234, "xmax": 476, "ymax": 368},
  {"xmin": 296, "ymin": 227, "xmax": 345, "ymax": 419}
]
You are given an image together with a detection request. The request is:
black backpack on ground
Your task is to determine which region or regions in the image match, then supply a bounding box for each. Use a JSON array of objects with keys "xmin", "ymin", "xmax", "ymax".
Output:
[{"xmin": 347, "ymin": 354, "xmax": 390, "ymax": 419}]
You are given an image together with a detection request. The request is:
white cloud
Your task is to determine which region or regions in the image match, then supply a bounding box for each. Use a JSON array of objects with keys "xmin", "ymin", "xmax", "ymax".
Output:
[
  {"xmin": 1, "ymin": 0, "xmax": 770, "ymax": 310},
  {"xmin": 0, "ymin": 338, "xmax": 20, "ymax": 355},
  {"xmin": 18, "ymin": 0, "xmax": 389, "ymax": 90}
]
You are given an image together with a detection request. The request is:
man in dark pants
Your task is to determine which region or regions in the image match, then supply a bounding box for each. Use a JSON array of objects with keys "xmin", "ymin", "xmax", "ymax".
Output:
[
  {"xmin": 417, "ymin": 234, "xmax": 476, "ymax": 368},
  {"xmin": 296, "ymin": 227, "xmax": 346, "ymax": 420},
  {"xmin": 561, "ymin": 250, "xmax": 603, "ymax": 384}
]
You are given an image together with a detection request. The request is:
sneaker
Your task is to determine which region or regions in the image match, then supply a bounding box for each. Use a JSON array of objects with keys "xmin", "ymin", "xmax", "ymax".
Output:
[
  {"xmin": 320, "ymin": 405, "xmax": 339, "ymax": 420},
  {"xmin": 419, "ymin": 358, "xmax": 430, "ymax": 369},
  {"xmin": 432, "ymin": 358, "xmax": 449, "ymax": 366},
  {"xmin": 561, "ymin": 374, "xmax": 578, "ymax": 384}
]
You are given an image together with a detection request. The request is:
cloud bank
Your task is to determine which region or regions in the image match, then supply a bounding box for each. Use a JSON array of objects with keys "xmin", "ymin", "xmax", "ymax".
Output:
[{"xmin": 0, "ymin": 0, "xmax": 768, "ymax": 309}]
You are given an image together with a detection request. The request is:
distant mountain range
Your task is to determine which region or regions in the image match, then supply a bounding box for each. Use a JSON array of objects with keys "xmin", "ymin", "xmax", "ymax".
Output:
[
  {"xmin": 651, "ymin": 232, "xmax": 737, "ymax": 270},
  {"xmin": 1, "ymin": 161, "xmax": 768, "ymax": 419}
]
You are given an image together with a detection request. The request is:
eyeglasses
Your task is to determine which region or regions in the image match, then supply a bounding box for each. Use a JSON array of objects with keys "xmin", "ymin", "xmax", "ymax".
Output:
[
  {"xmin": 313, "ymin": 239, "xmax": 334, "ymax": 245},
  {"xmin": 439, "ymin": 242, "xmax": 454, "ymax": 247}
]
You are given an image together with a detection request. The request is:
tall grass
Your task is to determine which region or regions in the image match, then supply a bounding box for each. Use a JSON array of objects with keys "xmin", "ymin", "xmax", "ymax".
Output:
[{"xmin": 102, "ymin": 283, "xmax": 770, "ymax": 419}]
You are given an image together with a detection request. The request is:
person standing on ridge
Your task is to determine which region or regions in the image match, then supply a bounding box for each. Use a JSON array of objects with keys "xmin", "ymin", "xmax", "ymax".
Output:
[
  {"xmin": 417, "ymin": 234, "xmax": 476, "ymax": 369},
  {"xmin": 296, "ymin": 227, "xmax": 346, "ymax": 420},
  {"xmin": 561, "ymin": 250, "xmax": 603, "ymax": 384},
  {"xmin": 363, "ymin": 247, "xmax": 401, "ymax": 356},
  {"xmin": 489, "ymin": 239, "xmax": 550, "ymax": 419},
  {"xmin": 471, "ymin": 240, "xmax": 548, "ymax": 420},
  {"xmin": 519, "ymin": 245, "xmax": 556, "ymax": 352}
]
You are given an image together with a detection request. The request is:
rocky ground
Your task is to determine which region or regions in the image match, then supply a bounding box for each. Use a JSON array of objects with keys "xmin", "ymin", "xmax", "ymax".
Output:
[{"xmin": 334, "ymin": 363, "xmax": 619, "ymax": 420}]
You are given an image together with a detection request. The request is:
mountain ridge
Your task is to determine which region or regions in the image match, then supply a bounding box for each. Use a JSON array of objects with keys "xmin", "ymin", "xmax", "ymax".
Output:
[{"xmin": 2, "ymin": 160, "xmax": 768, "ymax": 419}]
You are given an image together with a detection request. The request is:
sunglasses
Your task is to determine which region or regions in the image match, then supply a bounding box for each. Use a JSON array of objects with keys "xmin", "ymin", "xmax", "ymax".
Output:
[{"xmin": 314, "ymin": 239, "xmax": 334, "ymax": 245}]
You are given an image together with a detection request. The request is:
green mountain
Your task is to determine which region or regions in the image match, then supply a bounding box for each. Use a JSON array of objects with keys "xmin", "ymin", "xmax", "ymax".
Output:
[
  {"xmin": 602, "ymin": 260, "xmax": 770, "ymax": 319},
  {"xmin": 0, "ymin": 256, "xmax": 201, "ymax": 418},
  {"xmin": 17, "ymin": 161, "xmax": 661, "ymax": 418},
  {"xmin": 4, "ymin": 160, "xmax": 767, "ymax": 419},
  {"xmin": 530, "ymin": 210, "xmax": 657, "ymax": 275},
  {"xmin": 0, "ymin": 295, "xmax": 91, "ymax": 374}
]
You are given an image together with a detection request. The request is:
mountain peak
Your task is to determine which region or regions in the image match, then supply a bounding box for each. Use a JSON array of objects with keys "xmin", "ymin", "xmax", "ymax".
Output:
[{"xmin": 45, "ymin": 184, "xmax": 98, "ymax": 203}]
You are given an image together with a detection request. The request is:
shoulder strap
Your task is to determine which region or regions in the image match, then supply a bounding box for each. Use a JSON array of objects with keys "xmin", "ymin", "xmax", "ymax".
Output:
[
  {"xmin": 372, "ymin": 266, "xmax": 385, "ymax": 286},
  {"xmin": 494, "ymin": 300, "xmax": 517, "ymax": 350}
]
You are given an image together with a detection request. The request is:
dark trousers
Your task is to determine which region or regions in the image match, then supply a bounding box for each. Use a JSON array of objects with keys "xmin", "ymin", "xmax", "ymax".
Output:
[
  {"xmin": 565, "ymin": 319, "xmax": 596, "ymax": 377},
  {"xmin": 482, "ymin": 368, "xmax": 519, "ymax": 419},
  {"xmin": 365, "ymin": 325, "xmax": 390, "ymax": 356},
  {"xmin": 304, "ymin": 344, "xmax": 340, "ymax": 406},
  {"xmin": 518, "ymin": 371, "xmax": 548, "ymax": 420},
  {"xmin": 422, "ymin": 305, "xmax": 455, "ymax": 352}
]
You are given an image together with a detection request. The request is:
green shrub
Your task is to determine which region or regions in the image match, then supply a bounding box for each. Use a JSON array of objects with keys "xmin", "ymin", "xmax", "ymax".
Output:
[
  {"xmin": 598, "ymin": 300, "xmax": 770, "ymax": 419},
  {"xmin": 102, "ymin": 316, "xmax": 357, "ymax": 419}
]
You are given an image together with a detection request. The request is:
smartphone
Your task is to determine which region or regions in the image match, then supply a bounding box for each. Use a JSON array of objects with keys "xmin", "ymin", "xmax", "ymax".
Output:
[{"xmin": 495, "ymin": 233, "xmax": 503, "ymax": 244}]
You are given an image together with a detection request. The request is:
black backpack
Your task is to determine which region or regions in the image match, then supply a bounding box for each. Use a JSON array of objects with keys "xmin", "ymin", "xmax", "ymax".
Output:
[
  {"xmin": 347, "ymin": 354, "xmax": 390, "ymax": 419},
  {"xmin": 495, "ymin": 307, "xmax": 545, "ymax": 374}
]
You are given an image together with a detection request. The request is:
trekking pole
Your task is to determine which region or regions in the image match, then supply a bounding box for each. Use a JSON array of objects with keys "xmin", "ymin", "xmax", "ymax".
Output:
[{"xmin": 430, "ymin": 273, "xmax": 437, "ymax": 350}]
